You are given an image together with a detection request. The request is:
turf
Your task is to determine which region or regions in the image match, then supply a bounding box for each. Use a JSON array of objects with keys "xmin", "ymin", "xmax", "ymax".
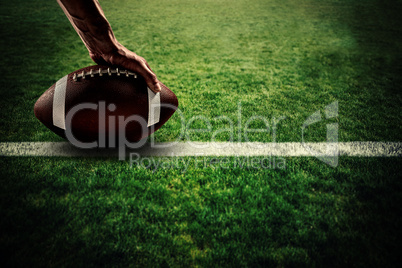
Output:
[
  {"xmin": 1, "ymin": 0, "xmax": 402, "ymax": 266},
  {"xmin": 1, "ymin": 156, "xmax": 401, "ymax": 267},
  {"xmin": 0, "ymin": 0, "xmax": 401, "ymax": 142}
]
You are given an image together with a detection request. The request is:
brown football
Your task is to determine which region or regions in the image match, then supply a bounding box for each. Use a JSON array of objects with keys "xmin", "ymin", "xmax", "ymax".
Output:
[{"xmin": 34, "ymin": 65, "xmax": 178, "ymax": 147}]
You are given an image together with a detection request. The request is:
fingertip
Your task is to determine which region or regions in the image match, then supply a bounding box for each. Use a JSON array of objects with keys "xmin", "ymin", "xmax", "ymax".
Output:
[
  {"xmin": 149, "ymin": 82, "xmax": 161, "ymax": 93},
  {"xmin": 155, "ymin": 82, "xmax": 161, "ymax": 92},
  {"xmin": 145, "ymin": 72, "xmax": 160, "ymax": 93}
]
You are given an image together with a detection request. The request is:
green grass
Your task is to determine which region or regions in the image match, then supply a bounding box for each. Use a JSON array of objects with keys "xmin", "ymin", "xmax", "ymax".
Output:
[
  {"xmin": 0, "ymin": 0, "xmax": 401, "ymax": 142},
  {"xmin": 1, "ymin": 156, "xmax": 401, "ymax": 266},
  {"xmin": 1, "ymin": 0, "xmax": 402, "ymax": 266}
]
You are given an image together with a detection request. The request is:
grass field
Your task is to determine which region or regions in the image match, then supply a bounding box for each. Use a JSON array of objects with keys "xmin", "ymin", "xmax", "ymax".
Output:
[{"xmin": 1, "ymin": 0, "xmax": 401, "ymax": 266}]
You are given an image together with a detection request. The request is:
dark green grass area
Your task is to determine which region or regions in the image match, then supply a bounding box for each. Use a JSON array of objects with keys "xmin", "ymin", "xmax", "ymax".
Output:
[
  {"xmin": 0, "ymin": 156, "xmax": 401, "ymax": 266},
  {"xmin": 0, "ymin": 0, "xmax": 401, "ymax": 142}
]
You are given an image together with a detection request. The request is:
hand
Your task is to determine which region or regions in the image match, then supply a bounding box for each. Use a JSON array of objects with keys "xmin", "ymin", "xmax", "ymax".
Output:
[
  {"xmin": 90, "ymin": 44, "xmax": 161, "ymax": 93},
  {"xmin": 57, "ymin": 0, "xmax": 161, "ymax": 93}
]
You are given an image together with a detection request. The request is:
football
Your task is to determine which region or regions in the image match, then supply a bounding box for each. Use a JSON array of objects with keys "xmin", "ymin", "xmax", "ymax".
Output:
[{"xmin": 34, "ymin": 65, "xmax": 178, "ymax": 146}]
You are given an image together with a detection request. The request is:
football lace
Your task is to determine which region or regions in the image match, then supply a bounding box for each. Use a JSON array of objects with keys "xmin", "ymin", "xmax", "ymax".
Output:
[{"xmin": 73, "ymin": 67, "xmax": 137, "ymax": 81}]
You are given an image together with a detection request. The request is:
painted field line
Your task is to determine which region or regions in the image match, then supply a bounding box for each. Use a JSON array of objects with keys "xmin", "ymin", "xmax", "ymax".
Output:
[{"xmin": 0, "ymin": 142, "xmax": 401, "ymax": 157}]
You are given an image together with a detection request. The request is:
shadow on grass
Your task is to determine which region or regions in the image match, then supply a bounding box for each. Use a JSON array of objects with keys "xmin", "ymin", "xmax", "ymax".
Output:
[
  {"xmin": 0, "ymin": 0, "xmax": 89, "ymax": 142},
  {"xmin": 294, "ymin": 1, "xmax": 402, "ymax": 266},
  {"xmin": 350, "ymin": 0, "xmax": 402, "ymax": 91},
  {"xmin": 297, "ymin": 0, "xmax": 402, "ymax": 141}
]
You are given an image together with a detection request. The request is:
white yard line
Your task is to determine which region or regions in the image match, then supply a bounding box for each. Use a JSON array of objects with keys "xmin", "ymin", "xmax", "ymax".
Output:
[{"xmin": 0, "ymin": 142, "xmax": 400, "ymax": 157}]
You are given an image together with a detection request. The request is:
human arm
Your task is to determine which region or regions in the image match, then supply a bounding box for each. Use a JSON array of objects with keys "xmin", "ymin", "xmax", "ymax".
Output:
[{"xmin": 57, "ymin": 0, "xmax": 161, "ymax": 92}]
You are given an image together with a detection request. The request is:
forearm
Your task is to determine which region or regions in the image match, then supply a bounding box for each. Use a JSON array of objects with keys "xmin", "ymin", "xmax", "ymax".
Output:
[
  {"xmin": 57, "ymin": 0, "xmax": 120, "ymax": 57},
  {"xmin": 57, "ymin": 0, "xmax": 161, "ymax": 92}
]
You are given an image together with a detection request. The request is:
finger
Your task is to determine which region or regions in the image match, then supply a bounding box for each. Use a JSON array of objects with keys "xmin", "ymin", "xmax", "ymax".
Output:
[
  {"xmin": 139, "ymin": 58, "xmax": 159, "ymax": 90},
  {"xmin": 109, "ymin": 52, "xmax": 161, "ymax": 93},
  {"xmin": 137, "ymin": 63, "xmax": 161, "ymax": 93},
  {"xmin": 94, "ymin": 58, "xmax": 108, "ymax": 65},
  {"xmin": 144, "ymin": 73, "xmax": 161, "ymax": 94},
  {"xmin": 90, "ymin": 53, "xmax": 108, "ymax": 66},
  {"xmin": 144, "ymin": 61, "xmax": 153, "ymax": 72}
]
